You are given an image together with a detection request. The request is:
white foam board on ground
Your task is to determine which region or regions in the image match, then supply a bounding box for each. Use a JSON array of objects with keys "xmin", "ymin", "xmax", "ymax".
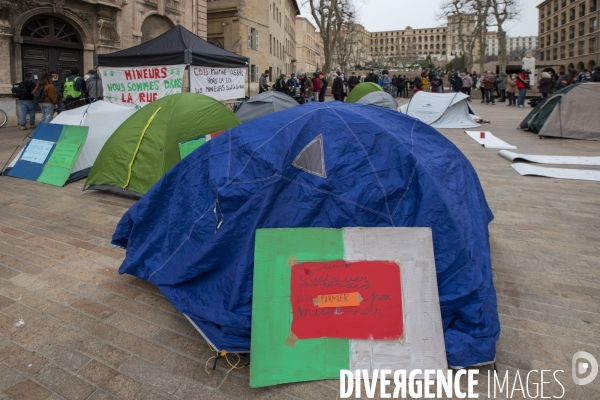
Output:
[
  {"xmin": 499, "ymin": 150, "xmax": 600, "ymax": 165},
  {"xmin": 511, "ymin": 163, "xmax": 600, "ymax": 181},
  {"xmin": 465, "ymin": 131, "xmax": 517, "ymax": 150}
]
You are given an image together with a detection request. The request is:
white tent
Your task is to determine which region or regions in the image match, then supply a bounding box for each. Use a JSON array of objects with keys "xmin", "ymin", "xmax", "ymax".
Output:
[
  {"xmin": 399, "ymin": 92, "xmax": 481, "ymax": 129},
  {"xmin": 7, "ymin": 101, "xmax": 135, "ymax": 183}
]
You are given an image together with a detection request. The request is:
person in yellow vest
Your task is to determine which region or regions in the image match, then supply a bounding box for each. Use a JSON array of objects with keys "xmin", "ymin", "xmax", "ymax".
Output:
[
  {"xmin": 422, "ymin": 76, "xmax": 429, "ymax": 91},
  {"xmin": 63, "ymin": 66, "xmax": 87, "ymax": 110}
]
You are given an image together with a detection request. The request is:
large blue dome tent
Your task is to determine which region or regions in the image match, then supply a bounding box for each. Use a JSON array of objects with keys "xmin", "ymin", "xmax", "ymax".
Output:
[{"xmin": 112, "ymin": 102, "xmax": 500, "ymax": 368}]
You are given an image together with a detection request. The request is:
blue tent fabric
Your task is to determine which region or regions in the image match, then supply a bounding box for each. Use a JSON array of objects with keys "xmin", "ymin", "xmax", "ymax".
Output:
[{"xmin": 112, "ymin": 102, "xmax": 499, "ymax": 367}]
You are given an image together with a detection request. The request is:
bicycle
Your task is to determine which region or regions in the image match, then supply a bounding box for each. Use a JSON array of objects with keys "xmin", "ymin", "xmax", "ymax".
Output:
[{"xmin": 0, "ymin": 108, "xmax": 7, "ymax": 128}]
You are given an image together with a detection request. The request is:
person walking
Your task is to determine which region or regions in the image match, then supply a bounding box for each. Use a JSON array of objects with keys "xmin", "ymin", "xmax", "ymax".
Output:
[
  {"xmin": 33, "ymin": 73, "xmax": 58, "ymax": 124},
  {"xmin": 259, "ymin": 70, "xmax": 270, "ymax": 93},
  {"xmin": 348, "ymin": 72, "xmax": 359, "ymax": 92},
  {"xmin": 50, "ymin": 71, "xmax": 64, "ymax": 115},
  {"xmin": 85, "ymin": 69, "xmax": 103, "ymax": 103},
  {"xmin": 516, "ymin": 69, "xmax": 530, "ymax": 107},
  {"xmin": 319, "ymin": 73, "xmax": 328, "ymax": 102},
  {"xmin": 312, "ymin": 72, "xmax": 322, "ymax": 102},
  {"xmin": 482, "ymin": 72, "xmax": 496, "ymax": 105},
  {"xmin": 15, "ymin": 73, "xmax": 37, "ymax": 130},
  {"xmin": 63, "ymin": 67, "xmax": 86, "ymax": 110},
  {"xmin": 496, "ymin": 71, "xmax": 507, "ymax": 102},
  {"xmin": 461, "ymin": 72, "xmax": 472, "ymax": 99},
  {"xmin": 505, "ymin": 74, "xmax": 517, "ymax": 106},
  {"xmin": 331, "ymin": 72, "xmax": 344, "ymax": 101},
  {"xmin": 538, "ymin": 72, "xmax": 553, "ymax": 98}
]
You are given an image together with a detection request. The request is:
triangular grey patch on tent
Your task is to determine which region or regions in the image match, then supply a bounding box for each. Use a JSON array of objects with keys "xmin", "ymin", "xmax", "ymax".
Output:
[{"xmin": 292, "ymin": 134, "xmax": 327, "ymax": 178}]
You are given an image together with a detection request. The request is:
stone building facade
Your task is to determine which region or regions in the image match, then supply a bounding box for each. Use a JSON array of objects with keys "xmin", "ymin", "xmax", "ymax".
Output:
[
  {"xmin": 295, "ymin": 16, "xmax": 323, "ymax": 74},
  {"xmin": 206, "ymin": 0, "xmax": 300, "ymax": 92},
  {"xmin": 1, "ymin": 0, "xmax": 207, "ymax": 126},
  {"xmin": 537, "ymin": 0, "xmax": 598, "ymax": 73}
]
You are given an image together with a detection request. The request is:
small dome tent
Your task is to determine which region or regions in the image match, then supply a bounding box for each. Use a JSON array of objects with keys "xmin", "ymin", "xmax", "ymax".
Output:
[
  {"xmin": 346, "ymin": 82, "xmax": 384, "ymax": 103},
  {"xmin": 519, "ymin": 83, "xmax": 600, "ymax": 140},
  {"xmin": 399, "ymin": 91, "xmax": 481, "ymax": 129},
  {"xmin": 235, "ymin": 91, "xmax": 299, "ymax": 123},
  {"xmin": 111, "ymin": 102, "xmax": 499, "ymax": 369},
  {"xmin": 85, "ymin": 93, "xmax": 240, "ymax": 197},
  {"xmin": 356, "ymin": 91, "xmax": 398, "ymax": 110}
]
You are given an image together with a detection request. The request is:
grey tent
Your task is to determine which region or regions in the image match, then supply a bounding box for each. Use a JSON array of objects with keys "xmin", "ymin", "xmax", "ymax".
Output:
[
  {"xmin": 356, "ymin": 91, "xmax": 398, "ymax": 110},
  {"xmin": 529, "ymin": 83, "xmax": 600, "ymax": 140},
  {"xmin": 235, "ymin": 91, "xmax": 298, "ymax": 123}
]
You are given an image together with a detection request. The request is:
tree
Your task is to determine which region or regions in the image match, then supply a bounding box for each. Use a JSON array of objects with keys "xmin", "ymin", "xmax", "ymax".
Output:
[
  {"xmin": 302, "ymin": 0, "xmax": 357, "ymax": 74},
  {"xmin": 489, "ymin": 0, "xmax": 521, "ymax": 73}
]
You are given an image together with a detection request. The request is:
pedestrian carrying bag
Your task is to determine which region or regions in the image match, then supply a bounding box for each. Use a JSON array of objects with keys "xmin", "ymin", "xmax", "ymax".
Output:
[
  {"xmin": 11, "ymin": 82, "xmax": 28, "ymax": 99},
  {"xmin": 34, "ymin": 85, "xmax": 45, "ymax": 103}
]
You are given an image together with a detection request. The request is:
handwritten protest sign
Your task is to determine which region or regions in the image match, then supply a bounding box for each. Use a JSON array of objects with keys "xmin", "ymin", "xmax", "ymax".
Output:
[
  {"xmin": 190, "ymin": 67, "xmax": 245, "ymax": 101},
  {"xmin": 21, "ymin": 139, "xmax": 54, "ymax": 164},
  {"xmin": 290, "ymin": 260, "xmax": 403, "ymax": 340},
  {"xmin": 100, "ymin": 65, "xmax": 186, "ymax": 109}
]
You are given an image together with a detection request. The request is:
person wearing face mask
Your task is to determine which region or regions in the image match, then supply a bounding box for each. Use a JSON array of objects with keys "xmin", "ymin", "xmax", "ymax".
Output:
[
  {"xmin": 505, "ymin": 74, "xmax": 517, "ymax": 106},
  {"xmin": 50, "ymin": 71, "xmax": 64, "ymax": 115}
]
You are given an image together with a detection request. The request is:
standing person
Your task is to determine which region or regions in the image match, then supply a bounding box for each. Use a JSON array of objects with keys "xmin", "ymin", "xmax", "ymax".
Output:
[
  {"xmin": 538, "ymin": 72, "xmax": 553, "ymax": 98},
  {"xmin": 340, "ymin": 74, "xmax": 349, "ymax": 102},
  {"xmin": 477, "ymin": 73, "xmax": 486, "ymax": 102},
  {"xmin": 286, "ymin": 75, "xmax": 298, "ymax": 97},
  {"xmin": 430, "ymin": 76, "xmax": 441, "ymax": 93},
  {"xmin": 63, "ymin": 67, "xmax": 87, "ymax": 110},
  {"xmin": 450, "ymin": 72, "xmax": 463, "ymax": 93},
  {"xmin": 15, "ymin": 73, "xmax": 37, "ymax": 130},
  {"xmin": 505, "ymin": 74, "xmax": 517, "ymax": 106},
  {"xmin": 50, "ymin": 71, "xmax": 64, "ymax": 115},
  {"xmin": 438, "ymin": 75, "xmax": 444, "ymax": 93},
  {"xmin": 259, "ymin": 70, "xmax": 270, "ymax": 93},
  {"xmin": 383, "ymin": 74, "xmax": 391, "ymax": 93},
  {"xmin": 348, "ymin": 72, "xmax": 359, "ymax": 92},
  {"xmin": 461, "ymin": 72, "xmax": 472, "ymax": 99},
  {"xmin": 396, "ymin": 75, "xmax": 406, "ymax": 98},
  {"xmin": 312, "ymin": 72, "xmax": 322, "ymax": 102},
  {"xmin": 274, "ymin": 73, "xmax": 288, "ymax": 93},
  {"xmin": 301, "ymin": 73, "xmax": 313, "ymax": 102},
  {"xmin": 412, "ymin": 75, "xmax": 422, "ymax": 90},
  {"xmin": 496, "ymin": 71, "xmax": 507, "ymax": 102},
  {"xmin": 391, "ymin": 75, "xmax": 398, "ymax": 97},
  {"xmin": 377, "ymin": 74, "xmax": 383, "ymax": 87},
  {"xmin": 482, "ymin": 72, "xmax": 496, "ymax": 105},
  {"xmin": 85, "ymin": 69, "xmax": 103, "ymax": 103},
  {"xmin": 364, "ymin": 70, "xmax": 377, "ymax": 83},
  {"xmin": 421, "ymin": 75, "xmax": 429, "ymax": 91},
  {"xmin": 319, "ymin": 73, "xmax": 328, "ymax": 102},
  {"xmin": 33, "ymin": 73, "xmax": 58, "ymax": 123},
  {"xmin": 331, "ymin": 72, "xmax": 344, "ymax": 101},
  {"xmin": 516, "ymin": 69, "xmax": 530, "ymax": 107},
  {"xmin": 591, "ymin": 66, "xmax": 600, "ymax": 82}
]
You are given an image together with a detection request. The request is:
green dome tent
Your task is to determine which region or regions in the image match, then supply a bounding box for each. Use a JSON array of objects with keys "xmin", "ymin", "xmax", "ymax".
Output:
[
  {"xmin": 85, "ymin": 93, "xmax": 240, "ymax": 197},
  {"xmin": 346, "ymin": 82, "xmax": 384, "ymax": 103}
]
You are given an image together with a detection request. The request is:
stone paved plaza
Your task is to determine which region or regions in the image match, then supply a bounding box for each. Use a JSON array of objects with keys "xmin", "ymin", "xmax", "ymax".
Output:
[{"xmin": 1, "ymin": 100, "xmax": 599, "ymax": 400}]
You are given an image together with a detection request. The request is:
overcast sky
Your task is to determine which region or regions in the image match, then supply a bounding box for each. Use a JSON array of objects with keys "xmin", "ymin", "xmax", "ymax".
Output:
[{"xmin": 301, "ymin": 0, "xmax": 540, "ymax": 37}]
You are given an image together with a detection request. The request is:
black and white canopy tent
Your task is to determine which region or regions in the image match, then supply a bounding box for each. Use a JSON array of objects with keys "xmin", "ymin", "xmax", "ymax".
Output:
[{"xmin": 96, "ymin": 25, "xmax": 250, "ymax": 96}]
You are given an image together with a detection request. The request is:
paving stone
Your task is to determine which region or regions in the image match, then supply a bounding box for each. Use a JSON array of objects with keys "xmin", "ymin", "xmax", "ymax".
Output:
[
  {"xmin": 118, "ymin": 356, "xmax": 185, "ymax": 394},
  {"xmin": 36, "ymin": 340, "xmax": 91, "ymax": 372},
  {"xmin": 112, "ymin": 331, "xmax": 170, "ymax": 364},
  {"xmin": 130, "ymin": 385, "xmax": 172, "ymax": 400},
  {"xmin": 161, "ymin": 351, "xmax": 225, "ymax": 388},
  {"xmin": 70, "ymin": 298, "xmax": 117, "ymax": 320},
  {"xmin": 173, "ymin": 377, "xmax": 231, "ymax": 400},
  {"xmin": 35, "ymin": 364, "xmax": 95, "ymax": 400},
  {"xmin": 80, "ymin": 360, "xmax": 141, "ymax": 399},
  {"xmin": 1, "ymin": 342, "xmax": 48, "ymax": 375},
  {"xmin": 3, "ymin": 378, "xmax": 51, "ymax": 400},
  {"xmin": 106, "ymin": 311, "xmax": 159, "ymax": 337}
]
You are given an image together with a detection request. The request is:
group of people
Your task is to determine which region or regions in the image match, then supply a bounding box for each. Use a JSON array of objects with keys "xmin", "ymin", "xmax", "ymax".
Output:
[
  {"xmin": 14, "ymin": 67, "xmax": 104, "ymax": 130},
  {"xmin": 260, "ymin": 69, "xmax": 364, "ymax": 103}
]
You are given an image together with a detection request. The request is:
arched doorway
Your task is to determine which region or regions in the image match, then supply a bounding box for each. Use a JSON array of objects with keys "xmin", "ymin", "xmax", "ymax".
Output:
[
  {"xmin": 576, "ymin": 61, "xmax": 585, "ymax": 71},
  {"xmin": 20, "ymin": 16, "xmax": 83, "ymax": 80},
  {"xmin": 141, "ymin": 15, "xmax": 174, "ymax": 43},
  {"xmin": 588, "ymin": 60, "xmax": 596, "ymax": 70}
]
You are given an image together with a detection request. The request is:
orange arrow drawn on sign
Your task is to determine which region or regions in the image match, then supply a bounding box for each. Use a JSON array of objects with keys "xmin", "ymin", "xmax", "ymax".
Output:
[{"xmin": 313, "ymin": 292, "xmax": 363, "ymax": 308}]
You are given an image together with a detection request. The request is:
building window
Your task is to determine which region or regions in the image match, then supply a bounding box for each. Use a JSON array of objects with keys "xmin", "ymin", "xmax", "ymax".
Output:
[
  {"xmin": 553, "ymin": 47, "xmax": 558, "ymax": 59},
  {"xmin": 542, "ymin": 8, "xmax": 546, "ymax": 18},
  {"xmin": 562, "ymin": 0, "xmax": 567, "ymax": 6},
  {"xmin": 569, "ymin": 43, "xmax": 575, "ymax": 56},
  {"xmin": 554, "ymin": 0, "xmax": 559, "ymax": 11},
  {"xmin": 546, "ymin": 50, "xmax": 551, "ymax": 59},
  {"xmin": 579, "ymin": 40, "xmax": 585, "ymax": 55},
  {"xmin": 592, "ymin": 0, "xmax": 598, "ymax": 12},
  {"xmin": 560, "ymin": 45, "xmax": 566, "ymax": 58},
  {"xmin": 541, "ymin": 51, "xmax": 545, "ymax": 60},
  {"xmin": 570, "ymin": 7, "xmax": 575, "ymax": 20},
  {"xmin": 554, "ymin": 16, "xmax": 559, "ymax": 28},
  {"xmin": 561, "ymin": 12, "xmax": 566, "ymax": 24},
  {"xmin": 591, "ymin": 18, "xmax": 597, "ymax": 33},
  {"xmin": 580, "ymin": 21, "xmax": 585, "ymax": 36},
  {"xmin": 247, "ymin": 27, "xmax": 259, "ymax": 50},
  {"xmin": 590, "ymin": 38, "xmax": 597, "ymax": 53},
  {"xmin": 561, "ymin": 29, "xmax": 566, "ymax": 41},
  {"xmin": 250, "ymin": 65, "xmax": 258, "ymax": 82},
  {"xmin": 580, "ymin": 3, "xmax": 586, "ymax": 16},
  {"xmin": 554, "ymin": 32, "xmax": 558, "ymax": 44},
  {"xmin": 547, "ymin": 4, "xmax": 551, "ymax": 14}
]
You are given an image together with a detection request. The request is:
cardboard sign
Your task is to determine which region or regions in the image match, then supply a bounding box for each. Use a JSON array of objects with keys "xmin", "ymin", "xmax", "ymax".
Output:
[
  {"xmin": 190, "ymin": 66, "xmax": 245, "ymax": 101},
  {"xmin": 291, "ymin": 260, "xmax": 403, "ymax": 340},
  {"xmin": 21, "ymin": 139, "xmax": 53, "ymax": 164},
  {"xmin": 100, "ymin": 65, "xmax": 186, "ymax": 109}
]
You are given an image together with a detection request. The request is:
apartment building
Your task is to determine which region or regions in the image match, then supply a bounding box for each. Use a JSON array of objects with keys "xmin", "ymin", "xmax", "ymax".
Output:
[
  {"xmin": 537, "ymin": 0, "xmax": 599, "ymax": 72},
  {"xmin": 368, "ymin": 26, "xmax": 449, "ymax": 66},
  {"xmin": 485, "ymin": 33, "xmax": 539, "ymax": 56},
  {"xmin": 296, "ymin": 17, "xmax": 324, "ymax": 74},
  {"xmin": 207, "ymin": 0, "xmax": 300, "ymax": 88}
]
